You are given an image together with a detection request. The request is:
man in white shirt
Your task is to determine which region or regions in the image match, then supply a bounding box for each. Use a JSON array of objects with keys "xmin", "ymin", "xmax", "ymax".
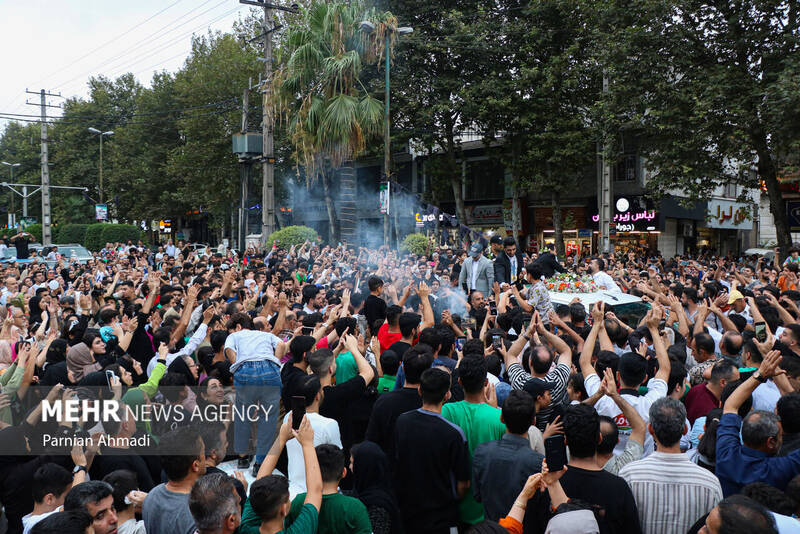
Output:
[
  {"xmin": 282, "ymin": 374, "xmax": 342, "ymax": 498},
  {"xmin": 224, "ymin": 296, "xmax": 288, "ymax": 474},
  {"xmin": 620, "ymin": 397, "xmax": 722, "ymax": 534},
  {"xmin": 590, "ymin": 258, "xmax": 622, "ymax": 292},
  {"xmin": 580, "ymin": 303, "xmax": 670, "ymax": 456},
  {"xmin": 23, "ymin": 462, "xmax": 86, "ymax": 534}
]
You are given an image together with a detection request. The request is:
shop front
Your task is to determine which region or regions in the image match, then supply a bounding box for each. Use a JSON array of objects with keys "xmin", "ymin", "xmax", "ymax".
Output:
[
  {"xmin": 698, "ymin": 199, "xmax": 754, "ymax": 256},
  {"xmin": 532, "ymin": 206, "xmax": 592, "ymax": 255},
  {"xmin": 657, "ymin": 197, "xmax": 707, "ymax": 257},
  {"xmin": 589, "ymin": 196, "xmax": 660, "ymax": 256}
]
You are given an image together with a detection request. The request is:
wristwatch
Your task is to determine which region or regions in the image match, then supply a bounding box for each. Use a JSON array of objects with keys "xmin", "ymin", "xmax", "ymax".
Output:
[
  {"xmin": 752, "ymin": 372, "xmax": 768, "ymax": 383},
  {"xmin": 73, "ymin": 465, "xmax": 87, "ymax": 474}
]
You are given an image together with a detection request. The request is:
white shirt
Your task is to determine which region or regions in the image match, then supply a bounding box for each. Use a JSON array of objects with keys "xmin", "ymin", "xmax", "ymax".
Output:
[
  {"xmin": 592, "ymin": 270, "xmax": 621, "ymax": 292},
  {"xmin": 22, "ymin": 508, "xmax": 61, "ymax": 534},
  {"xmin": 585, "ymin": 373, "xmax": 668, "ymax": 456},
  {"xmin": 283, "ymin": 411, "xmax": 342, "ymax": 498},
  {"xmin": 224, "ymin": 329, "xmax": 281, "ymax": 372},
  {"xmin": 146, "ymin": 323, "xmax": 209, "ymax": 376},
  {"xmin": 509, "ymin": 256, "xmax": 518, "ymax": 282},
  {"xmin": 470, "ymin": 258, "xmax": 480, "ymax": 290},
  {"xmin": 753, "ymin": 380, "xmax": 782, "ymax": 412}
]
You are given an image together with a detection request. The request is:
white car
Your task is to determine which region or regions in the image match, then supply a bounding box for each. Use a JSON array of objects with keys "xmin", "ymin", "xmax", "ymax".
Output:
[{"xmin": 549, "ymin": 290, "xmax": 649, "ymax": 326}]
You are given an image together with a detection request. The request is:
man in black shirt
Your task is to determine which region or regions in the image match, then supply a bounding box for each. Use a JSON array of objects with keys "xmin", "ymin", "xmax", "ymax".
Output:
[
  {"xmin": 280, "ymin": 335, "xmax": 316, "ymax": 409},
  {"xmin": 551, "ymin": 404, "xmax": 641, "ymax": 534},
  {"xmin": 363, "ymin": 276, "xmax": 387, "ymax": 335},
  {"xmin": 532, "ymin": 243, "xmax": 566, "ymax": 278},
  {"xmin": 308, "ymin": 337, "xmax": 374, "ymax": 454},
  {"xmin": 10, "ymin": 230, "xmax": 33, "ymax": 260},
  {"xmin": 386, "ymin": 312, "xmax": 421, "ymax": 361},
  {"xmin": 395, "ymin": 368, "xmax": 470, "ymax": 534},
  {"xmin": 366, "ymin": 344, "xmax": 433, "ymax": 458}
]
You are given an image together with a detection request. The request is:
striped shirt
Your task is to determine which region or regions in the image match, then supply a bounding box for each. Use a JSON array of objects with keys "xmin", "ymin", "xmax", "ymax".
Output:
[
  {"xmin": 619, "ymin": 452, "xmax": 722, "ymax": 534},
  {"xmin": 507, "ymin": 361, "xmax": 570, "ymax": 431}
]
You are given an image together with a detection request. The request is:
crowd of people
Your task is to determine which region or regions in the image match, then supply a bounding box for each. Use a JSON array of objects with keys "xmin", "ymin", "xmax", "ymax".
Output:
[{"xmin": 0, "ymin": 230, "xmax": 798, "ymax": 534}]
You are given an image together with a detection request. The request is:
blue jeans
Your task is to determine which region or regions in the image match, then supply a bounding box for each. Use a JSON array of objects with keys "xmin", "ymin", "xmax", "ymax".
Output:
[{"xmin": 233, "ymin": 360, "xmax": 282, "ymax": 463}]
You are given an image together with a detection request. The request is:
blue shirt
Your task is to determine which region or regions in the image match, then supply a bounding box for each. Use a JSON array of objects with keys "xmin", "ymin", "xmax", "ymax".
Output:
[
  {"xmin": 393, "ymin": 356, "xmax": 457, "ymax": 389},
  {"xmin": 716, "ymin": 413, "xmax": 800, "ymax": 496},
  {"xmin": 472, "ymin": 433, "xmax": 544, "ymax": 521}
]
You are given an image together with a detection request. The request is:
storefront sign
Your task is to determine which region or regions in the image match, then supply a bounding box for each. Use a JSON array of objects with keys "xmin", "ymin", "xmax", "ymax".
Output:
[
  {"xmin": 787, "ymin": 201, "xmax": 800, "ymax": 232},
  {"xmin": 415, "ymin": 212, "xmax": 448, "ymax": 227},
  {"xmin": 467, "ymin": 205, "xmax": 504, "ymax": 225},
  {"xmin": 705, "ymin": 199, "xmax": 752, "ymax": 230},
  {"xmin": 589, "ymin": 196, "xmax": 658, "ymax": 233},
  {"xmin": 379, "ymin": 182, "xmax": 390, "ymax": 214}
]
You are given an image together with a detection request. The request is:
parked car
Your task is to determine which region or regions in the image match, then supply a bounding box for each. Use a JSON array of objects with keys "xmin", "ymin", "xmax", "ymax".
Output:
[{"xmin": 38, "ymin": 244, "xmax": 94, "ymax": 266}]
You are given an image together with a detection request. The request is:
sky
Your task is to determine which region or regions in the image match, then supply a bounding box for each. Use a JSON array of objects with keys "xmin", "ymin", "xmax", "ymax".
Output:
[{"xmin": 0, "ymin": 0, "xmax": 252, "ymax": 130}]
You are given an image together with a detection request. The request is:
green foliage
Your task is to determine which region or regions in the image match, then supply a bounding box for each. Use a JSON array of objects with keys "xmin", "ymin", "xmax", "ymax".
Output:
[
  {"xmin": 400, "ymin": 233, "xmax": 429, "ymax": 255},
  {"xmin": 265, "ymin": 226, "xmax": 319, "ymax": 248},
  {"xmin": 55, "ymin": 224, "xmax": 89, "ymax": 244},
  {"xmin": 25, "ymin": 224, "xmax": 42, "ymax": 244},
  {"xmin": 84, "ymin": 224, "xmax": 105, "ymax": 251},
  {"xmin": 100, "ymin": 224, "xmax": 141, "ymax": 247},
  {"xmin": 598, "ymin": 0, "xmax": 800, "ymax": 248}
]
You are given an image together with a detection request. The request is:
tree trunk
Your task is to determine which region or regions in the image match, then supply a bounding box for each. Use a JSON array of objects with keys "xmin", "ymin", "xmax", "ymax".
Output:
[
  {"xmin": 754, "ymin": 142, "xmax": 791, "ymax": 253},
  {"xmin": 321, "ymin": 171, "xmax": 340, "ymax": 244},
  {"xmin": 552, "ymin": 190, "xmax": 565, "ymax": 259},
  {"xmin": 338, "ymin": 162, "xmax": 356, "ymax": 245}
]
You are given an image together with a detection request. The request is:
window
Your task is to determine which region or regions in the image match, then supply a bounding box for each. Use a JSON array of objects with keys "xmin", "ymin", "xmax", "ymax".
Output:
[
  {"xmin": 613, "ymin": 154, "xmax": 637, "ymax": 182},
  {"xmin": 723, "ymin": 182, "xmax": 737, "ymax": 198},
  {"xmin": 464, "ymin": 159, "xmax": 506, "ymax": 200}
]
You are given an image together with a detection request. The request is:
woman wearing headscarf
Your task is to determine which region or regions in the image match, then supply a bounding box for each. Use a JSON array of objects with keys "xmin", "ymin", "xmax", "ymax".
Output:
[
  {"xmin": 348, "ymin": 441, "xmax": 400, "ymax": 534},
  {"xmin": 66, "ymin": 343, "xmax": 101, "ymax": 382}
]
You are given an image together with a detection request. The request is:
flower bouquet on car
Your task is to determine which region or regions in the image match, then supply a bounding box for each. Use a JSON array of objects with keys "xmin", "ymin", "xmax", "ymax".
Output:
[{"xmin": 546, "ymin": 272, "xmax": 598, "ymax": 293}]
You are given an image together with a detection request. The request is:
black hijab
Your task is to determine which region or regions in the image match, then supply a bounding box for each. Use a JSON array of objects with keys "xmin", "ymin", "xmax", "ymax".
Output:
[
  {"xmin": 46, "ymin": 339, "xmax": 68, "ymax": 365},
  {"xmin": 168, "ymin": 356, "xmax": 198, "ymax": 387},
  {"xmin": 351, "ymin": 441, "xmax": 400, "ymax": 527}
]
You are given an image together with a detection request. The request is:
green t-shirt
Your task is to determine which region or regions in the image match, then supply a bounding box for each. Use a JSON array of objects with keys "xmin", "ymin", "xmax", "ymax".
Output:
[
  {"xmin": 239, "ymin": 498, "xmax": 318, "ymax": 534},
  {"xmin": 441, "ymin": 400, "xmax": 506, "ymax": 525},
  {"xmin": 286, "ymin": 492, "xmax": 371, "ymax": 534},
  {"xmin": 377, "ymin": 375, "xmax": 396, "ymax": 394},
  {"xmin": 334, "ymin": 352, "xmax": 357, "ymax": 385}
]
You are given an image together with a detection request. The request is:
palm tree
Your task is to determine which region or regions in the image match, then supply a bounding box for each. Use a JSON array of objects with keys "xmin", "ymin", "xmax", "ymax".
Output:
[{"xmin": 273, "ymin": 0, "xmax": 395, "ymax": 243}]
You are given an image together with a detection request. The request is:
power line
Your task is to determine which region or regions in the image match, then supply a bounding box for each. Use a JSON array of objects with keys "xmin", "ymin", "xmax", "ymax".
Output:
[
  {"xmin": 97, "ymin": 5, "xmax": 245, "ymax": 84},
  {"xmin": 28, "ymin": 0, "xmax": 185, "ymax": 89},
  {"xmin": 51, "ymin": 0, "xmax": 229, "ymax": 91}
]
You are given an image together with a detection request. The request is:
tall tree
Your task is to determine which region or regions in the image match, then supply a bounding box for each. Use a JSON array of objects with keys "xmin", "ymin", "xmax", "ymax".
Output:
[
  {"xmin": 467, "ymin": 0, "xmax": 600, "ymax": 256},
  {"xmin": 275, "ymin": 0, "xmax": 392, "ymax": 243},
  {"xmin": 389, "ymin": 1, "xmax": 487, "ymax": 229},
  {"xmin": 599, "ymin": 0, "xmax": 800, "ymax": 251}
]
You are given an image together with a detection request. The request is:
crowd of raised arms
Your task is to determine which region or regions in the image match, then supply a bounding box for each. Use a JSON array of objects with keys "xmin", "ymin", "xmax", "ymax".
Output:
[{"xmin": 1, "ymin": 231, "xmax": 800, "ymax": 534}]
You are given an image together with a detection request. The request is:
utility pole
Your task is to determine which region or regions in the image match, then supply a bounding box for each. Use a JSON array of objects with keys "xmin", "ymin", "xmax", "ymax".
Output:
[
  {"xmin": 240, "ymin": 0, "xmax": 297, "ymax": 247},
  {"xmin": 26, "ymin": 89, "xmax": 62, "ymax": 246},
  {"xmin": 598, "ymin": 72, "xmax": 612, "ymax": 254},
  {"xmin": 239, "ymin": 85, "xmax": 250, "ymax": 250}
]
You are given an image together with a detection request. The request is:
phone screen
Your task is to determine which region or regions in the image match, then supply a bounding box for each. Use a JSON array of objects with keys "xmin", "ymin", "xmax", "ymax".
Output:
[
  {"xmin": 755, "ymin": 321, "xmax": 767, "ymax": 343},
  {"xmin": 492, "ymin": 335, "xmax": 502, "ymax": 350},
  {"xmin": 455, "ymin": 337, "xmax": 466, "ymax": 351},
  {"xmin": 544, "ymin": 435, "xmax": 566, "ymax": 472},
  {"xmin": 105, "ymin": 370, "xmax": 116, "ymax": 392},
  {"xmin": 291, "ymin": 396, "xmax": 306, "ymax": 430}
]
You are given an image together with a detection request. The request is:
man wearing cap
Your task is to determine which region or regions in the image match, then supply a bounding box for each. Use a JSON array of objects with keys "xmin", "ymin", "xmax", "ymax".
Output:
[
  {"xmin": 458, "ymin": 243, "xmax": 495, "ymax": 296},
  {"xmin": 522, "ymin": 377, "xmax": 559, "ymax": 453},
  {"xmin": 726, "ymin": 289, "xmax": 751, "ymax": 323}
]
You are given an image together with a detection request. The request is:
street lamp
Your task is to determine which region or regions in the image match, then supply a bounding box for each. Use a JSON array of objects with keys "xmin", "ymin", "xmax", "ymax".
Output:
[
  {"xmin": 1, "ymin": 161, "xmax": 20, "ymax": 224},
  {"xmin": 360, "ymin": 21, "xmax": 413, "ymax": 246},
  {"xmin": 87, "ymin": 128, "xmax": 113, "ymax": 205}
]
